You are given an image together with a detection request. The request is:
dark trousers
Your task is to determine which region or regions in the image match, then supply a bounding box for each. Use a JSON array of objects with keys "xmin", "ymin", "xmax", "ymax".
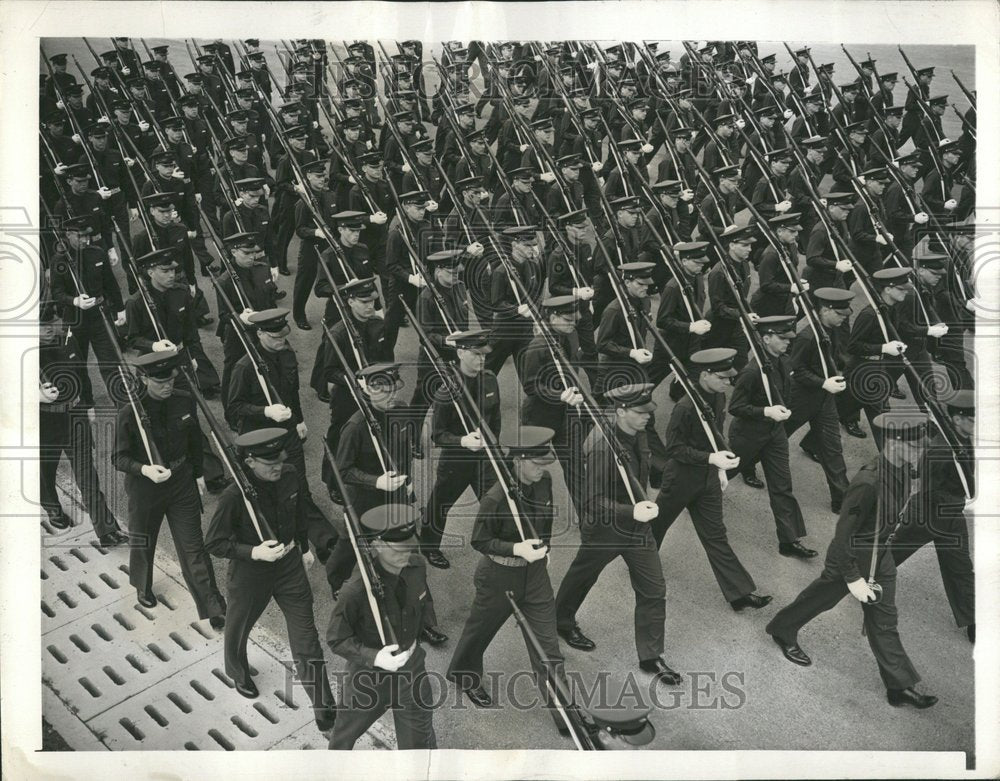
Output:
[
  {"xmin": 283, "ymin": 434, "xmax": 337, "ymax": 555},
  {"xmin": 787, "ymin": 390, "xmax": 850, "ymax": 507},
  {"xmin": 766, "ymin": 559, "xmax": 921, "ymax": 691},
  {"xmin": 841, "ymin": 361, "xmax": 893, "ymax": 449},
  {"xmin": 320, "ymin": 389, "xmax": 361, "ymax": 492},
  {"xmin": 555, "ymin": 521, "xmax": 666, "ymax": 662},
  {"xmin": 383, "ymin": 282, "xmax": 420, "ymax": 360},
  {"xmin": 224, "ymin": 550, "xmax": 334, "ymax": 722},
  {"xmin": 931, "ymin": 336, "xmax": 973, "ymax": 390},
  {"xmin": 274, "ymin": 205, "xmax": 296, "ymax": 272},
  {"xmin": 653, "ymin": 464, "xmax": 757, "ymax": 602},
  {"xmin": 39, "ymin": 410, "xmax": 117, "ymax": 535},
  {"xmin": 484, "ymin": 330, "xmax": 533, "ymax": 386},
  {"xmin": 70, "ymin": 320, "xmax": 120, "ymax": 405},
  {"xmin": 292, "ymin": 243, "xmax": 320, "ymax": 322},
  {"xmin": 124, "ymin": 465, "xmax": 225, "ymax": 619},
  {"xmin": 420, "ymin": 453, "xmax": 497, "ymax": 554},
  {"xmin": 329, "ymin": 646, "xmax": 436, "ymax": 749},
  {"xmin": 891, "ymin": 503, "xmax": 974, "ymax": 628},
  {"xmin": 449, "ymin": 557, "xmax": 565, "ymax": 727},
  {"xmin": 727, "ymin": 420, "xmax": 808, "ymax": 544}
]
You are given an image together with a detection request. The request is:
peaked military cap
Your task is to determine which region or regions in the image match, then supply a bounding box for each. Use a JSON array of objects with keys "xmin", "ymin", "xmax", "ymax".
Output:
[
  {"xmin": 587, "ymin": 703, "xmax": 655, "ymax": 747},
  {"xmin": 894, "ymin": 152, "xmax": 922, "ymax": 167},
  {"xmin": 136, "ymin": 248, "xmax": 179, "ymax": 269},
  {"xmin": 873, "ymin": 411, "xmax": 929, "ymax": 442},
  {"xmin": 801, "ymin": 135, "xmax": 829, "ymax": 149},
  {"xmin": 542, "ymin": 295, "xmax": 578, "ymax": 315},
  {"xmin": 224, "ymin": 232, "xmax": 261, "ymax": 250},
  {"xmin": 500, "ymin": 426, "xmax": 557, "ymax": 464},
  {"xmin": 556, "ymin": 154, "xmax": 584, "ymax": 169},
  {"xmin": 427, "ymin": 249, "xmax": 466, "ymax": 268},
  {"xmin": 825, "ymin": 192, "xmax": 856, "ymax": 207},
  {"xmin": 611, "ymin": 195, "xmax": 643, "ymax": 212},
  {"xmin": 606, "ymin": 383, "xmax": 656, "ymax": 413},
  {"xmin": 558, "ymin": 208, "xmax": 589, "ymax": 225},
  {"xmin": 713, "ymin": 164, "xmax": 741, "ymax": 180},
  {"xmin": 333, "ymin": 211, "xmax": 369, "ymax": 229},
  {"xmin": 872, "ymin": 267, "xmax": 912, "ymax": 287},
  {"xmin": 918, "ymin": 252, "xmax": 950, "ymax": 271},
  {"xmin": 769, "ymin": 212, "xmax": 803, "ymax": 229},
  {"xmin": 398, "ymin": 190, "xmax": 430, "ymax": 204},
  {"xmin": 340, "ymin": 277, "xmax": 379, "ymax": 300},
  {"xmin": 503, "ymin": 225, "xmax": 539, "ymax": 241},
  {"xmin": 248, "ymin": 308, "xmax": 291, "ymax": 333},
  {"xmin": 301, "ymin": 158, "xmax": 329, "ymax": 174},
  {"xmin": 133, "ymin": 349, "xmax": 181, "ymax": 379},
  {"xmin": 619, "ymin": 261, "xmax": 656, "ymax": 281},
  {"xmin": 756, "ymin": 315, "xmax": 797, "ymax": 335},
  {"xmin": 235, "ymin": 428, "xmax": 289, "ymax": 459},
  {"xmin": 721, "ymin": 225, "xmax": 756, "ymax": 243},
  {"xmin": 813, "ymin": 287, "xmax": 855, "ymax": 308},
  {"xmin": 652, "ymin": 179, "xmax": 684, "ymax": 195},
  {"xmin": 357, "ymin": 362, "xmax": 404, "ymax": 391},
  {"xmin": 49, "ymin": 53, "xmax": 68, "ymax": 64},
  {"xmin": 946, "ymin": 389, "xmax": 975, "ymax": 417},
  {"xmin": 142, "ymin": 192, "xmax": 177, "ymax": 209},
  {"xmin": 859, "ymin": 166, "xmax": 891, "ymax": 181},
  {"xmin": 690, "ymin": 347, "xmax": 738, "ymax": 376},
  {"xmin": 674, "ymin": 241, "xmax": 711, "ymax": 260},
  {"xmin": 234, "ymin": 177, "xmax": 266, "ymax": 192},
  {"xmin": 450, "ymin": 328, "xmax": 493, "ymax": 351},
  {"xmin": 360, "ymin": 504, "xmax": 419, "ymax": 542}
]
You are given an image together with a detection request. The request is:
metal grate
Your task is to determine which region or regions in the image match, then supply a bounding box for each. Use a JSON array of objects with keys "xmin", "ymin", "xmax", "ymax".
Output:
[{"xmin": 40, "ymin": 536, "xmax": 132, "ymax": 633}]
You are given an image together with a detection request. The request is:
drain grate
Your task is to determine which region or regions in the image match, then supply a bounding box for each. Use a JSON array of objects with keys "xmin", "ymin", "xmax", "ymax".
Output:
[
  {"xmin": 89, "ymin": 648, "xmax": 319, "ymax": 750},
  {"xmin": 40, "ymin": 537, "xmax": 130, "ymax": 633},
  {"xmin": 42, "ymin": 578, "xmax": 222, "ymax": 720}
]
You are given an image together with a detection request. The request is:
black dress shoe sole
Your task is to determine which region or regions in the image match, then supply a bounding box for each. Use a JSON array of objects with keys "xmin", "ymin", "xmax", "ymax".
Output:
[
  {"xmin": 423, "ymin": 553, "xmax": 451, "ymax": 570},
  {"xmin": 770, "ymin": 635, "xmax": 812, "ymax": 666},
  {"xmin": 558, "ymin": 632, "xmax": 596, "ymax": 652},
  {"xmin": 843, "ymin": 425, "xmax": 868, "ymax": 439},
  {"xmin": 461, "ymin": 689, "xmax": 493, "ymax": 708},
  {"xmin": 295, "ymin": 321, "xmax": 312, "ymax": 330},
  {"xmin": 235, "ymin": 683, "xmax": 260, "ymax": 699},
  {"xmin": 887, "ymin": 693, "xmax": 937, "ymax": 709},
  {"xmin": 742, "ymin": 477, "xmax": 766, "ymax": 489},
  {"xmin": 136, "ymin": 594, "xmax": 158, "ymax": 609},
  {"xmin": 209, "ymin": 616, "xmax": 226, "ymax": 630},
  {"xmin": 779, "ymin": 546, "xmax": 818, "ymax": 559},
  {"xmin": 731, "ymin": 596, "xmax": 773, "ymax": 612}
]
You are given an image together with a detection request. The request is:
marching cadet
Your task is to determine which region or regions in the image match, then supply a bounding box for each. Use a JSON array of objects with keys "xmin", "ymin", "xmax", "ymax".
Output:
[
  {"xmin": 39, "ymin": 315, "xmax": 127, "ymax": 545},
  {"xmin": 899, "ymin": 65, "xmax": 934, "ymax": 147},
  {"xmin": 545, "ymin": 208, "xmax": 600, "ymax": 384},
  {"xmin": 494, "ymin": 168, "xmax": 542, "ymax": 228},
  {"xmin": 881, "ymin": 152, "xmax": 926, "ymax": 260},
  {"xmin": 893, "ymin": 253, "xmax": 951, "ymax": 410},
  {"xmin": 291, "ymin": 158, "xmax": 337, "ymax": 330},
  {"xmin": 205, "ymin": 428, "xmax": 337, "ymax": 732},
  {"xmin": 347, "ymin": 152, "xmax": 392, "ymax": 273},
  {"xmin": 382, "ymin": 189, "xmax": 432, "ymax": 357},
  {"xmin": 728, "ymin": 316, "xmax": 816, "ymax": 558},
  {"xmin": 272, "ymin": 124, "xmax": 319, "ymax": 275},
  {"xmin": 214, "ymin": 232, "xmax": 278, "ymax": 400},
  {"xmin": 840, "ymin": 267, "xmax": 912, "ymax": 447},
  {"xmin": 448, "ymin": 426, "xmax": 574, "ymax": 731},
  {"xmin": 54, "ymin": 163, "xmax": 115, "ymax": 251},
  {"xmin": 868, "ymin": 105, "xmax": 904, "ymax": 162},
  {"xmin": 594, "ymin": 196, "xmax": 649, "ymax": 322},
  {"xmin": 48, "ymin": 215, "xmax": 125, "ymax": 408},
  {"xmin": 594, "ymin": 261, "xmax": 656, "ymax": 397},
  {"xmin": 222, "ymin": 178, "xmax": 278, "ymax": 274},
  {"xmin": 656, "ymin": 127, "xmax": 698, "ymax": 189},
  {"xmin": 409, "ymin": 249, "xmax": 471, "ymax": 450},
  {"xmin": 554, "ymin": 384, "xmax": 684, "ymax": 688},
  {"xmin": 518, "ymin": 296, "xmax": 589, "ymax": 515},
  {"xmin": 830, "ymin": 122, "xmax": 870, "ymax": 192},
  {"xmin": 920, "ymin": 139, "xmax": 962, "ymax": 221},
  {"xmin": 420, "ymin": 329, "xmax": 500, "ymax": 570},
  {"xmin": 786, "ymin": 288, "xmax": 854, "ymax": 513},
  {"xmin": 803, "ymin": 192, "xmax": 856, "ymax": 289},
  {"xmin": 326, "ymin": 503, "xmax": 437, "ymax": 749},
  {"xmin": 75, "ymin": 123, "xmax": 131, "ymax": 245},
  {"xmin": 891, "ymin": 390, "xmax": 975, "ymax": 642},
  {"xmin": 697, "ymin": 165, "xmax": 743, "ymax": 240},
  {"xmin": 787, "ymin": 135, "xmax": 828, "ymax": 244},
  {"xmin": 400, "ymin": 137, "xmax": 442, "ymax": 197},
  {"xmin": 766, "ymin": 412, "xmax": 940, "ymax": 710},
  {"xmin": 704, "ymin": 226, "xmax": 758, "ymax": 373},
  {"xmin": 846, "ymin": 166, "xmax": 892, "ymax": 275},
  {"xmin": 604, "ymin": 140, "xmax": 650, "ymax": 201},
  {"xmin": 654, "ymin": 349, "xmax": 772, "ymax": 609},
  {"xmin": 641, "ymin": 180, "xmax": 697, "ymax": 257},
  {"xmin": 750, "ymin": 212, "xmax": 808, "ymax": 317},
  {"xmin": 111, "ymin": 349, "xmax": 226, "ymax": 625}
]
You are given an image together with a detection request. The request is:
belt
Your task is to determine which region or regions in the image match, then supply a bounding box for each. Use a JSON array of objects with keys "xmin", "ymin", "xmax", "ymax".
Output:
[{"xmin": 488, "ymin": 553, "xmax": 528, "ymax": 567}]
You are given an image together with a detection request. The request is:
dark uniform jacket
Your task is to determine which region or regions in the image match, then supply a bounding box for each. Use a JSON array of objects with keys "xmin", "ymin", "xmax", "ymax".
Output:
[
  {"xmin": 125, "ymin": 284, "xmax": 201, "ymax": 353},
  {"xmin": 112, "ymin": 390, "xmax": 203, "ymax": 476},
  {"xmin": 415, "ymin": 282, "xmax": 470, "ymax": 377},
  {"xmin": 729, "ymin": 353, "xmax": 792, "ymax": 432},
  {"xmin": 662, "ymin": 392, "xmax": 728, "ymax": 477},
  {"xmin": 335, "ymin": 404, "xmax": 414, "ymax": 514},
  {"xmin": 472, "ymin": 473, "xmax": 555, "ymax": 555},
  {"xmin": 581, "ymin": 423, "xmax": 649, "ymax": 538},
  {"xmin": 750, "ymin": 244, "xmax": 798, "ymax": 316},
  {"xmin": 804, "ymin": 219, "xmax": 851, "ymax": 289},
  {"xmin": 49, "ymin": 244, "xmax": 124, "ymax": 325},
  {"xmin": 225, "ymin": 347, "xmax": 304, "ymax": 433},
  {"xmin": 431, "ymin": 369, "xmax": 501, "ymax": 453}
]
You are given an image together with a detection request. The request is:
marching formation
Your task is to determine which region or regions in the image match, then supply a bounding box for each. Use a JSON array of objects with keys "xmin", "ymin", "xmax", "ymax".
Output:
[{"xmin": 38, "ymin": 37, "xmax": 977, "ymax": 750}]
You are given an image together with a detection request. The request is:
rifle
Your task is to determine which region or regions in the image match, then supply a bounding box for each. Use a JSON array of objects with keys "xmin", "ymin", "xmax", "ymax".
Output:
[{"xmin": 950, "ymin": 71, "xmax": 976, "ymax": 108}]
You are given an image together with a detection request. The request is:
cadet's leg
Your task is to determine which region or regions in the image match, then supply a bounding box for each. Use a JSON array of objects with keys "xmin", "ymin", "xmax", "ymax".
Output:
[
  {"xmin": 812, "ymin": 396, "xmax": 850, "ymax": 506},
  {"xmin": 554, "ymin": 541, "xmax": 619, "ymax": 637},
  {"xmin": 126, "ymin": 482, "xmax": 167, "ymax": 598},
  {"xmin": 861, "ymin": 576, "xmax": 921, "ymax": 690},
  {"xmin": 391, "ymin": 649, "xmax": 438, "ymax": 749},
  {"xmin": 766, "ymin": 573, "xmax": 848, "ymax": 644},
  {"xmin": 687, "ymin": 486, "xmax": 759, "ymax": 602},
  {"xmin": 620, "ymin": 529, "xmax": 667, "ymax": 663},
  {"xmin": 222, "ymin": 564, "xmax": 273, "ymax": 686},
  {"xmin": 653, "ymin": 474, "xmax": 699, "ymax": 549},
  {"xmin": 516, "ymin": 565, "xmax": 567, "ymax": 726},
  {"xmin": 329, "ymin": 665, "xmax": 392, "ymax": 749},
  {"xmin": 421, "ymin": 458, "xmax": 476, "ymax": 555},
  {"xmin": 64, "ymin": 418, "xmax": 117, "ymax": 536},
  {"xmin": 447, "ymin": 558, "xmax": 515, "ymax": 687},
  {"xmin": 757, "ymin": 428, "xmax": 808, "ymax": 544}
]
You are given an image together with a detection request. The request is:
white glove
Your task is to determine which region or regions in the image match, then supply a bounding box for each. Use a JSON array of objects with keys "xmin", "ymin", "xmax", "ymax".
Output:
[
  {"xmin": 302, "ymin": 550, "xmax": 315, "ymax": 568},
  {"xmin": 572, "ymin": 286, "xmax": 594, "ymax": 300},
  {"xmin": 515, "ymin": 303, "xmax": 530, "ymax": 318},
  {"xmin": 54, "ymin": 163, "xmax": 68, "ymax": 175},
  {"xmin": 965, "ymin": 299, "xmax": 976, "ymax": 312},
  {"xmin": 944, "ymin": 199, "xmax": 957, "ymax": 211},
  {"xmin": 114, "ymin": 310, "xmax": 126, "ymax": 326},
  {"xmin": 797, "ymin": 280, "xmax": 810, "ymax": 292},
  {"xmin": 129, "ymin": 207, "xmax": 139, "ymax": 221},
  {"xmin": 314, "ymin": 228, "xmax": 325, "ymax": 239},
  {"xmin": 913, "ymin": 212, "xmax": 929, "ymax": 224},
  {"xmin": 747, "ymin": 312, "xmax": 761, "ymax": 324},
  {"xmin": 560, "ymin": 387, "xmax": 584, "ymax": 406},
  {"xmin": 466, "ymin": 241, "xmax": 484, "ymax": 256},
  {"xmin": 140, "ymin": 464, "xmax": 173, "ymax": 484},
  {"xmin": 783, "ymin": 108, "xmax": 794, "ymax": 120},
  {"xmin": 151, "ymin": 338, "xmax": 176, "ymax": 352},
  {"xmin": 875, "ymin": 234, "xmax": 888, "ymax": 246},
  {"xmin": 121, "ymin": 67, "xmax": 131, "ymax": 76},
  {"xmin": 847, "ymin": 578, "xmax": 877, "ymax": 603},
  {"xmin": 270, "ymin": 267, "xmax": 279, "ymax": 282},
  {"xmin": 348, "ymin": 175, "xmax": 356, "ymax": 184},
  {"xmin": 374, "ymin": 643, "xmax": 411, "ymax": 671},
  {"xmin": 172, "ymin": 169, "xmax": 186, "ymax": 180},
  {"xmin": 426, "ymin": 200, "xmax": 439, "ymax": 212},
  {"xmin": 519, "ymin": 144, "xmax": 529, "ymax": 152},
  {"xmin": 734, "ymin": 118, "xmax": 746, "ymax": 129},
  {"xmin": 376, "ymin": 471, "xmax": 407, "ymax": 492},
  {"xmin": 251, "ymin": 540, "xmax": 287, "ymax": 562},
  {"xmin": 407, "ymin": 273, "xmax": 426, "ymax": 288},
  {"xmin": 188, "ymin": 284, "xmax": 197, "ymax": 297},
  {"xmin": 40, "ymin": 382, "xmax": 60, "ymax": 404},
  {"xmin": 835, "ymin": 259, "xmax": 853, "ymax": 273},
  {"xmin": 194, "ymin": 193, "xmax": 203, "ymax": 205},
  {"xmin": 461, "ymin": 431, "xmax": 484, "ymax": 451},
  {"xmin": 689, "ymin": 319, "xmax": 712, "ymax": 335},
  {"xmin": 312, "ymin": 121, "xmax": 319, "ymax": 130},
  {"xmin": 370, "ymin": 211, "xmax": 388, "ymax": 225},
  {"xmin": 264, "ymin": 403, "xmax": 292, "ymax": 422},
  {"xmin": 73, "ymin": 295, "xmax": 97, "ymax": 310},
  {"xmin": 293, "ymin": 182, "xmax": 307, "ymax": 196},
  {"xmin": 540, "ymin": 171, "xmax": 555, "ymax": 183},
  {"xmin": 764, "ymin": 404, "xmax": 792, "ymax": 422},
  {"xmin": 680, "ymin": 188, "xmax": 695, "ymax": 201},
  {"xmin": 401, "ymin": 163, "xmax": 411, "ymax": 173},
  {"xmin": 591, "ymin": 160, "xmax": 603, "ymax": 172},
  {"xmin": 632, "ymin": 501, "xmax": 659, "ymax": 522},
  {"xmin": 629, "ymin": 348, "xmax": 653, "ymax": 364},
  {"xmin": 196, "ymin": 476, "xmax": 207, "ymax": 496},
  {"xmin": 56, "ymin": 100, "xmax": 65, "ymax": 110},
  {"xmin": 72, "ymin": 133, "xmax": 82, "ymax": 144},
  {"xmin": 234, "ymin": 197, "xmax": 244, "ymax": 206},
  {"xmin": 444, "ymin": 331, "xmax": 462, "ymax": 346},
  {"xmin": 263, "ymin": 184, "xmax": 271, "ymax": 198},
  {"xmin": 124, "ymin": 156, "xmax": 136, "ymax": 168},
  {"xmin": 856, "ymin": 176, "xmax": 867, "ymax": 186},
  {"xmin": 822, "ymin": 375, "xmax": 847, "ymax": 394},
  {"xmin": 881, "ymin": 340, "xmax": 906, "ymax": 356},
  {"xmin": 708, "ymin": 450, "xmax": 741, "ymax": 469},
  {"xmin": 239, "ymin": 308, "xmax": 255, "ymax": 325},
  {"xmin": 186, "ymin": 231, "xmax": 197, "ymax": 239},
  {"xmin": 296, "ymin": 421, "xmax": 308, "ymax": 440},
  {"xmin": 927, "ymin": 323, "xmax": 949, "ymax": 338},
  {"xmin": 775, "ymin": 199, "xmax": 792, "ymax": 213},
  {"xmin": 513, "ymin": 539, "xmax": 548, "ymax": 562},
  {"xmin": 138, "ymin": 120, "xmax": 150, "ymax": 131},
  {"xmin": 641, "ymin": 143, "xmax": 654, "ymax": 154}
]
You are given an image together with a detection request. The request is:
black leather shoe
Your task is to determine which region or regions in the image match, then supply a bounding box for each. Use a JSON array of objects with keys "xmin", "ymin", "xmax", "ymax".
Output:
[
  {"xmin": 136, "ymin": 590, "xmax": 158, "ymax": 609},
  {"xmin": 769, "ymin": 633, "xmax": 812, "ymax": 666},
  {"xmin": 967, "ymin": 624, "xmax": 976, "ymax": 643},
  {"xmin": 317, "ymin": 388, "xmax": 330, "ymax": 403},
  {"xmin": 639, "ymin": 657, "xmax": 683, "ymax": 685},
  {"xmin": 315, "ymin": 708, "xmax": 337, "ymax": 732},
  {"xmin": 209, "ymin": 615, "xmax": 225, "ymax": 630},
  {"xmin": 742, "ymin": 473, "xmax": 765, "ymax": 489},
  {"xmin": 201, "ymin": 386, "xmax": 220, "ymax": 400},
  {"xmin": 731, "ymin": 593, "xmax": 773, "ymax": 612},
  {"xmin": 800, "ymin": 444, "xmax": 821, "ymax": 463},
  {"xmin": 779, "ymin": 541, "xmax": 818, "ymax": 559},
  {"xmin": 99, "ymin": 529, "xmax": 129, "ymax": 548},
  {"xmin": 197, "ymin": 315, "xmax": 214, "ymax": 327},
  {"xmin": 419, "ymin": 626, "xmax": 449, "ymax": 646},
  {"xmin": 48, "ymin": 513, "xmax": 73, "ymax": 531},
  {"xmin": 235, "ymin": 679, "xmax": 260, "ymax": 699},
  {"xmin": 831, "ymin": 499, "xmax": 842, "ymax": 514},
  {"xmin": 558, "ymin": 626, "xmax": 596, "ymax": 651},
  {"xmin": 423, "ymin": 550, "xmax": 451, "ymax": 570},
  {"xmin": 295, "ymin": 318, "xmax": 312, "ymax": 331},
  {"xmin": 205, "ymin": 476, "xmax": 230, "ymax": 494},
  {"xmin": 327, "ymin": 487, "xmax": 343, "ymax": 505},
  {"xmin": 274, "ymin": 290, "xmax": 287, "ymax": 300},
  {"xmin": 890, "ymin": 387, "xmax": 906, "ymax": 399},
  {"xmin": 461, "ymin": 685, "xmax": 493, "ymax": 708},
  {"xmin": 278, "ymin": 267, "xmax": 291, "ymax": 277},
  {"xmin": 887, "ymin": 687, "xmax": 937, "ymax": 709},
  {"xmin": 843, "ymin": 421, "xmax": 867, "ymax": 439}
]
